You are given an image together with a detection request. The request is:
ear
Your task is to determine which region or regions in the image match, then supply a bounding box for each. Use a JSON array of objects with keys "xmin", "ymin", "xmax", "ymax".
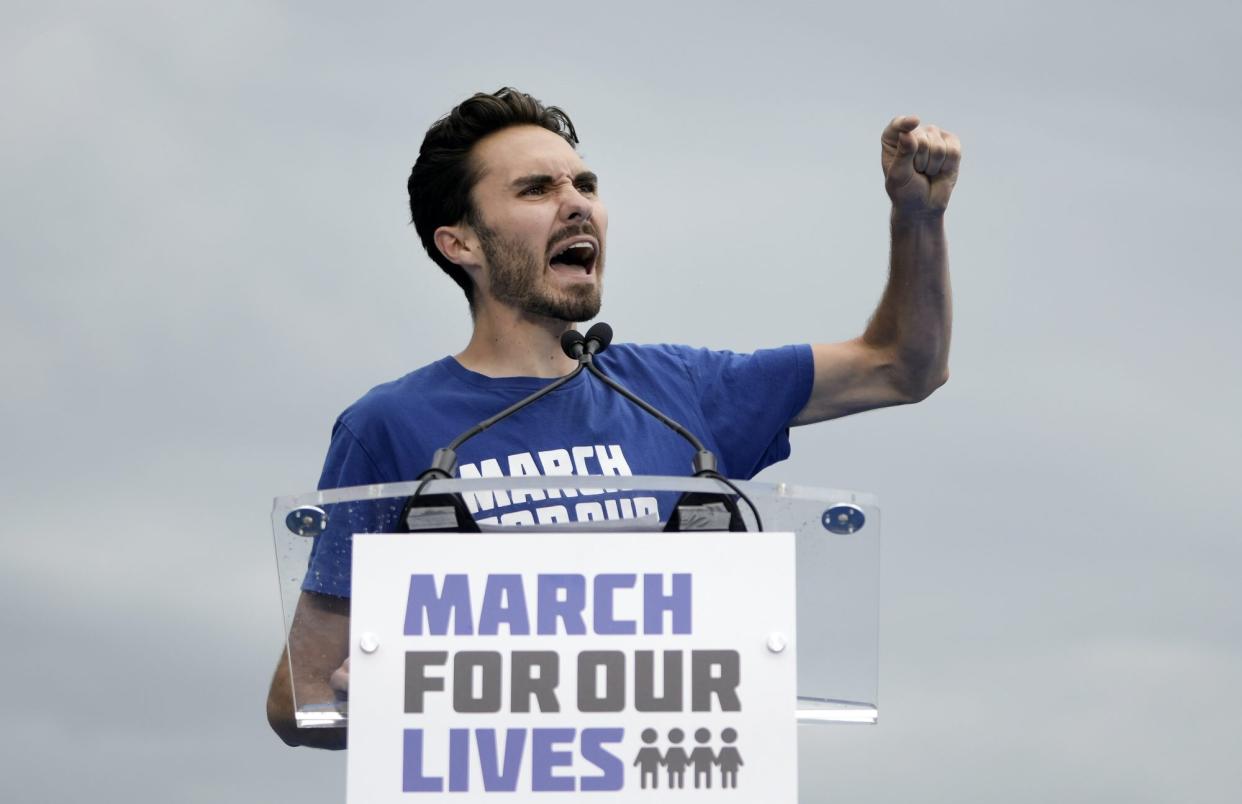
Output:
[{"xmin": 433, "ymin": 224, "xmax": 482, "ymax": 273}]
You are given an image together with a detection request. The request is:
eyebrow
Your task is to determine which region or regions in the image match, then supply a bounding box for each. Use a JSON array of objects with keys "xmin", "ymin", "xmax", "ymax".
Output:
[{"xmin": 510, "ymin": 171, "xmax": 599, "ymax": 189}]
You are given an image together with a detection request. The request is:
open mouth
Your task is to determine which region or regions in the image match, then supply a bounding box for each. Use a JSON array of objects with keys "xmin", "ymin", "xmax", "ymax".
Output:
[{"xmin": 548, "ymin": 240, "xmax": 598, "ymax": 275}]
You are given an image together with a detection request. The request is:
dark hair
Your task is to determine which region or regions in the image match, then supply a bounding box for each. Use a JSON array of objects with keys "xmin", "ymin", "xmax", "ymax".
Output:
[{"xmin": 407, "ymin": 88, "xmax": 579, "ymax": 305}]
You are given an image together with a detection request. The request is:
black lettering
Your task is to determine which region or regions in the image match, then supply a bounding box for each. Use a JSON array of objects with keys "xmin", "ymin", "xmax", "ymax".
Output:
[
  {"xmin": 453, "ymin": 651, "xmax": 502, "ymax": 713},
  {"xmin": 511, "ymin": 651, "xmax": 560, "ymax": 713},
  {"xmin": 404, "ymin": 651, "xmax": 448, "ymax": 713},
  {"xmin": 691, "ymin": 650, "xmax": 741, "ymax": 712},
  {"xmin": 577, "ymin": 651, "xmax": 625, "ymax": 712}
]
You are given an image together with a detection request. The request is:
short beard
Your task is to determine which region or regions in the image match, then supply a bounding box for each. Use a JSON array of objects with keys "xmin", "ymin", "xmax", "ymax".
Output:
[{"xmin": 474, "ymin": 219, "xmax": 602, "ymax": 323}]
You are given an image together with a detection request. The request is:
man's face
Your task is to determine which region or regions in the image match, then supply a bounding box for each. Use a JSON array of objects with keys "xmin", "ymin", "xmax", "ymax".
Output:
[{"xmin": 466, "ymin": 125, "xmax": 608, "ymax": 321}]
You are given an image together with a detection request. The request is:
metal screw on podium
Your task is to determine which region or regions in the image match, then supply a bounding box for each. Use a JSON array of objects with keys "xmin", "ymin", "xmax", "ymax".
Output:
[
  {"xmin": 822, "ymin": 504, "xmax": 866, "ymax": 534},
  {"xmin": 766, "ymin": 632, "xmax": 788, "ymax": 653},
  {"xmin": 359, "ymin": 633, "xmax": 380, "ymax": 654},
  {"xmin": 286, "ymin": 505, "xmax": 328, "ymax": 537}
]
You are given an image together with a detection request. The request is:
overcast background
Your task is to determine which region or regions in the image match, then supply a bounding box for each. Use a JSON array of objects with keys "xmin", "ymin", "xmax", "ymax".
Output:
[{"xmin": 3, "ymin": 1, "xmax": 1240, "ymax": 802}]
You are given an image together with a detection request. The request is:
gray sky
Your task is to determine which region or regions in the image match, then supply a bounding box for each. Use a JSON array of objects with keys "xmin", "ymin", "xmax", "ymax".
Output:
[{"xmin": 3, "ymin": 1, "xmax": 1240, "ymax": 801}]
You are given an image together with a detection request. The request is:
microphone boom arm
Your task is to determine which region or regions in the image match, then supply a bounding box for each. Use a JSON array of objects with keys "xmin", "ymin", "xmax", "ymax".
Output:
[
  {"xmin": 583, "ymin": 361, "xmax": 718, "ymax": 475},
  {"xmin": 421, "ymin": 364, "xmax": 585, "ymax": 479}
]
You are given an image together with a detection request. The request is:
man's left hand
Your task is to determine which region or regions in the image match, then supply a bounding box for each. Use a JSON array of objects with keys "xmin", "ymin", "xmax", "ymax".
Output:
[{"xmin": 329, "ymin": 657, "xmax": 350, "ymax": 699}]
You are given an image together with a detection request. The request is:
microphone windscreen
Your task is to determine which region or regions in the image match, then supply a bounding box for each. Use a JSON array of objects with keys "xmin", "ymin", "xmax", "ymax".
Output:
[
  {"xmin": 585, "ymin": 321, "xmax": 614, "ymax": 354},
  {"xmin": 560, "ymin": 329, "xmax": 586, "ymax": 359}
]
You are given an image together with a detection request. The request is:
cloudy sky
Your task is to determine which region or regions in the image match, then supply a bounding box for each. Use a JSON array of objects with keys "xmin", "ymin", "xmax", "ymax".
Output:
[{"xmin": 3, "ymin": 1, "xmax": 1240, "ymax": 801}]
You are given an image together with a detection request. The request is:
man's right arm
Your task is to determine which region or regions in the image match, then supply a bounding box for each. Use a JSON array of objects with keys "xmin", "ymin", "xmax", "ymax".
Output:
[{"xmin": 266, "ymin": 590, "xmax": 351, "ymax": 750}]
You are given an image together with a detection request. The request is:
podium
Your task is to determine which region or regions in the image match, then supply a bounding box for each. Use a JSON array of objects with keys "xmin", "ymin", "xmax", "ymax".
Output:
[
  {"xmin": 272, "ymin": 475, "xmax": 878, "ymax": 799},
  {"xmin": 273, "ymin": 474, "xmax": 878, "ymax": 720}
]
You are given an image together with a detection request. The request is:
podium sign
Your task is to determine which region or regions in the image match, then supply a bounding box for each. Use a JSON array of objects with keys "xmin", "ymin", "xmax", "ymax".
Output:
[{"xmin": 346, "ymin": 531, "xmax": 797, "ymax": 802}]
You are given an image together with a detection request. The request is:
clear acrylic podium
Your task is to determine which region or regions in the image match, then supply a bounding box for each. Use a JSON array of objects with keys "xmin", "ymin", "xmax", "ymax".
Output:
[{"xmin": 271, "ymin": 476, "xmax": 879, "ymax": 730}]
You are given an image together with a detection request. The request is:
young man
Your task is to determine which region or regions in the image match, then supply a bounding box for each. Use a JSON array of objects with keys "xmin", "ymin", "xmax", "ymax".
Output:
[{"xmin": 267, "ymin": 88, "xmax": 959, "ymax": 748}]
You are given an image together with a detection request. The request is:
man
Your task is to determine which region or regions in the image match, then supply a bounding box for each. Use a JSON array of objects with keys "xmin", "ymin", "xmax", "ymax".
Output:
[{"xmin": 266, "ymin": 88, "xmax": 959, "ymax": 749}]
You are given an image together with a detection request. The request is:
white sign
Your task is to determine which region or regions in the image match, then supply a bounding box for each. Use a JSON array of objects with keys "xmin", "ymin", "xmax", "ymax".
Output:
[{"xmin": 347, "ymin": 531, "xmax": 797, "ymax": 802}]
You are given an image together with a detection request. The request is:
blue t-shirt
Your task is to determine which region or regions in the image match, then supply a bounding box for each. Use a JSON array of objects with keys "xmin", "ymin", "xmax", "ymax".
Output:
[{"xmin": 303, "ymin": 343, "xmax": 813, "ymax": 597}]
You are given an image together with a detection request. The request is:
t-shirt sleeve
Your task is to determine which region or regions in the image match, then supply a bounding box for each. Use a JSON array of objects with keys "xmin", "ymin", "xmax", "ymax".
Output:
[
  {"xmin": 301, "ymin": 419, "xmax": 395, "ymax": 598},
  {"xmin": 317, "ymin": 418, "xmax": 386, "ymax": 490},
  {"xmin": 677, "ymin": 343, "xmax": 814, "ymax": 478}
]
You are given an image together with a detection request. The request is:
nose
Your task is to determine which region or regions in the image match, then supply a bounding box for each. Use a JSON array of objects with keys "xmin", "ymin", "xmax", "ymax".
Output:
[{"xmin": 560, "ymin": 184, "xmax": 592, "ymax": 224}]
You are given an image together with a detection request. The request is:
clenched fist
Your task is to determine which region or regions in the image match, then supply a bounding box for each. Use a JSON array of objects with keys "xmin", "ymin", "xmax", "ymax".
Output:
[{"xmin": 881, "ymin": 116, "xmax": 961, "ymax": 214}]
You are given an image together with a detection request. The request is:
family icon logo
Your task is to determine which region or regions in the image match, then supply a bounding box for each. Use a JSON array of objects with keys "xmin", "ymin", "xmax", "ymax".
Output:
[{"xmin": 632, "ymin": 727, "xmax": 744, "ymax": 791}]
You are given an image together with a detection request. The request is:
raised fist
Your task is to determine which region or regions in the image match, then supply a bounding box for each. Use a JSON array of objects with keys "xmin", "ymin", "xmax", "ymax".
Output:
[{"xmin": 881, "ymin": 116, "xmax": 961, "ymax": 214}]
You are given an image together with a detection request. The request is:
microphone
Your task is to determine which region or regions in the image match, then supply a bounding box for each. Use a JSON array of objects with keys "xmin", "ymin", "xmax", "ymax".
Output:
[
  {"xmin": 560, "ymin": 329, "xmax": 586, "ymax": 360},
  {"xmin": 559, "ymin": 324, "xmax": 610, "ymax": 362},
  {"xmin": 403, "ymin": 323, "xmax": 762, "ymax": 532},
  {"xmin": 584, "ymin": 322, "xmax": 612, "ymax": 355}
]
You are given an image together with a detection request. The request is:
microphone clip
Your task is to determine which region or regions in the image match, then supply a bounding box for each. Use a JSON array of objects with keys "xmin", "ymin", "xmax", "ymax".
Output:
[{"xmin": 401, "ymin": 447, "xmax": 478, "ymax": 534}]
